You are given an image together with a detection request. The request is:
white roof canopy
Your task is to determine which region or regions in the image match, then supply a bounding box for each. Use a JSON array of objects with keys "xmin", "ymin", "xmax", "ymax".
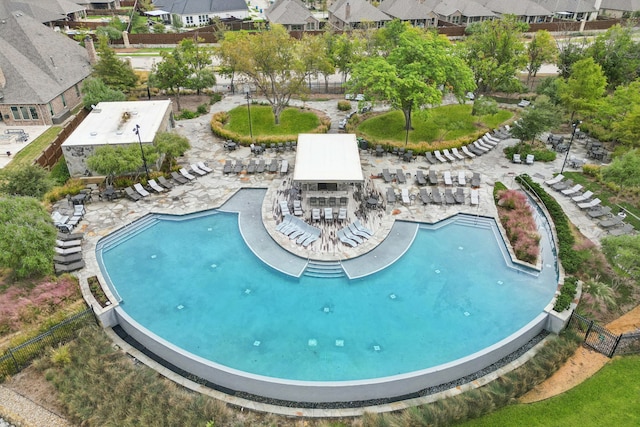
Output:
[{"xmin": 293, "ymin": 134, "xmax": 364, "ymax": 183}]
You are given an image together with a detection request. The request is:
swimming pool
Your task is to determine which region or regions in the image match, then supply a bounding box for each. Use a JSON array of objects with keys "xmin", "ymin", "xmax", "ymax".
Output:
[{"xmin": 98, "ymin": 207, "xmax": 558, "ymax": 402}]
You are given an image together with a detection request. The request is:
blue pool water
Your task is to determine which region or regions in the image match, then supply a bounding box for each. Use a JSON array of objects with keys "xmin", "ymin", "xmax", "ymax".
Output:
[{"xmin": 100, "ymin": 212, "xmax": 557, "ymax": 381}]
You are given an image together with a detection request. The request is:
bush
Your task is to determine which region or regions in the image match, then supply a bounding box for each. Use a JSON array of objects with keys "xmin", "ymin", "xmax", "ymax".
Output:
[
  {"xmin": 337, "ymin": 100, "xmax": 352, "ymax": 111},
  {"xmin": 554, "ymin": 276, "xmax": 578, "ymax": 312},
  {"xmin": 472, "ymin": 96, "xmax": 499, "ymax": 116},
  {"xmin": 494, "ymin": 181, "xmax": 508, "ymax": 201},
  {"xmin": 176, "ymin": 109, "xmax": 197, "ymax": 120},
  {"xmin": 504, "ymin": 143, "xmax": 556, "ymax": 162},
  {"xmin": 0, "ymin": 164, "xmax": 53, "ymax": 199},
  {"xmin": 210, "ymin": 92, "xmax": 222, "ymax": 104},
  {"xmin": 44, "ymin": 179, "xmax": 85, "ymax": 203},
  {"xmin": 197, "ymin": 103, "xmax": 209, "ymax": 115},
  {"xmin": 496, "ymin": 190, "xmax": 540, "ymax": 264},
  {"xmin": 49, "ymin": 159, "xmax": 71, "ymax": 186}
]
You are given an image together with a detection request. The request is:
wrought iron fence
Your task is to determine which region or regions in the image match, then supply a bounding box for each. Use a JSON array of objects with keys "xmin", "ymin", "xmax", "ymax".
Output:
[
  {"xmin": 566, "ymin": 312, "xmax": 623, "ymax": 358},
  {"xmin": 0, "ymin": 307, "xmax": 96, "ymax": 379},
  {"xmin": 614, "ymin": 332, "xmax": 640, "ymax": 356}
]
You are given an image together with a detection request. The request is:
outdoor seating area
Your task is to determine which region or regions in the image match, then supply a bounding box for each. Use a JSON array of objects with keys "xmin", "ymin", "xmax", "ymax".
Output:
[
  {"xmin": 387, "ymin": 170, "xmax": 478, "ymax": 206},
  {"xmin": 275, "ymin": 214, "xmax": 321, "ymax": 247},
  {"xmin": 423, "ymin": 130, "xmax": 507, "ymax": 165},
  {"xmin": 51, "ymin": 203, "xmax": 85, "ymax": 233},
  {"xmin": 337, "ymin": 220, "xmax": 374, "ymax": 247}
]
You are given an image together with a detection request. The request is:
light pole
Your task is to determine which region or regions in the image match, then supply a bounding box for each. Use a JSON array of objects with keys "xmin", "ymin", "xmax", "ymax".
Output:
[
  {"xmin": 133, "ymin": 124, "xmax": 150, "ymax": 181},
  {"xmin": 245, "ymin": 89, "xmax": 253, "ymax": 142},
  {"xmin": 560, "ymin": 119, "xmax": 582, "ymax": 174}
]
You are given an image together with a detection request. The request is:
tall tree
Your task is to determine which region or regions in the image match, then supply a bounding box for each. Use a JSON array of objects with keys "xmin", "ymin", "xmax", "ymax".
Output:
[
  {"xmin": 93, "ymin": 36, "xmax": 138, "ymax": 92},
  {"xmin": 525, "ymin": 30, "xmax": 558, "ymax": 88},
  {"xmin": 81, "ymin": 77, "xmax": 126, "ymax": 109},
  {"xmin": 596, "ymin": 79, "xmax": 640, "ymax": 143},
  {"xmin": 586, "ymin": 24, "xmax": 640, "ymax": 89},
  {"xmin": 510, "ymin": 96, "xmax": 562, "ymax": 143},
  {"xmin": 602, "ymin": 149, "xmax": 640, "ymax": 190},
  {"xmin": 300, "ymin": 33, "xmax": 334, "ymax": 92},
  {"xmin": 558, "ymin": 57, "xmax": 607, "ymax": 121},
  {"xmin": 331, "ymin": 32, "xmax": 363, "ymax": 84},
  {"xmin": 179, "ymin": 37, "xmax": 216, "ymax": 95},
  {"xmin": 0, "ymin": 164, "xmax": 52, "ymax": 199},
  {"xmin": 464, "ymin": 15, "xmax": 528, "ymax": 93},
  {"xmin": 217, "ymin": 25, "xmax": 308, "ymax": 124},
  {"xmin": 557, "ymin": 39, "xmax": 587, "ymax": 78},
  {"xmin": 348, "ymin": 22, "xmax": 475, "ymax": 131},
  {"xmin": 0, "ymin": 196, "xmax": 56, "ymax": 280},
  {"xmin": 87, "ymin": 145, "xmax": 158, "ymax": 185},
  {"xmin": 151, "ymin": 48, "xmax": 188, "ymax": 110},
  {"xmin": 154, "ymin": 132, "xmax": 191, "ymax": 170},
  {"xmin": 217, "ymin": 31, "xmax": 243, "ymax": 93}
]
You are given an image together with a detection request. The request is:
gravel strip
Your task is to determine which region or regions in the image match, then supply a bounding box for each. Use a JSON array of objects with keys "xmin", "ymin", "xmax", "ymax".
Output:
[{"xmin": 0, "ymin": 386, "xmax": 72, "ymax": 427}]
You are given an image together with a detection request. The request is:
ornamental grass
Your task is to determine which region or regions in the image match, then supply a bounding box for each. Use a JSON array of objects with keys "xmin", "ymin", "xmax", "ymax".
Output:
[{"xmin": 496, "ymin": 189, "xmax": 540, "ymax": 265}]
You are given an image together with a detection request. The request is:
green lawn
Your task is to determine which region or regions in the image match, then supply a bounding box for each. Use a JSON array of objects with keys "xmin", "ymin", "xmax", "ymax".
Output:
[
  {"xmin": 4, "ymin": 127, "xmax": 62, "ymax": 172},
  {"xmin": 357, "ymin": 104, "xmax": 512, "ymax": 149},
  {"xmin": 460, "ymin": 355, "xmax": 640, "ymax": 427},
  {"xmin": 225, "ymin": 105, "xmax": 320, "ymax": 136}
]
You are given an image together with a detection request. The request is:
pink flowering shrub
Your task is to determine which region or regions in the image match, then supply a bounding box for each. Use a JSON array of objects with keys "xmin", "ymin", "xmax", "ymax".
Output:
[
  {"xmin": 497, "ymin": 190, "xmax": 540, "ymax": 264},
  {"xmin": 0, "ymin": 276, "xmax": 80, "ymax": 336}
]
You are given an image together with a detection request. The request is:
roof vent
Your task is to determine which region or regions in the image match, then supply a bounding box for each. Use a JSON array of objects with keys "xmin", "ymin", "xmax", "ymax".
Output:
[
  {"xmin": 131, "ymin": 111, "xmax": 138, "ymax": 115},
  {"xmin": 90, "ymin": 131, "xmax": 97, "ymax": 136},
  {"xmin": 116, "ymin": 130, "xmax": 123, "ymax": 135}
]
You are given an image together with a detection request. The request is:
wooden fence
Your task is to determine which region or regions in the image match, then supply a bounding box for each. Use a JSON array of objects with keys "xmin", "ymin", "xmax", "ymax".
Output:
[{"xmin": 34, "ymin": 109, "xmax": 89, "ymax": 170}]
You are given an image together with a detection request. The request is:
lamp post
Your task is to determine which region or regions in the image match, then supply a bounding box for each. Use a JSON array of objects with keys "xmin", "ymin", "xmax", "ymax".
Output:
[
  {"xmin": 133, "ymin": 124, "xmax": 150, "ymax": 181},
  {"xmin": 245, "ymin": 89, "xmax": 253, "ymax": 142},
  {"xmin": 560, "ymin": 118, "xmax": 582, "ymax": 174}
]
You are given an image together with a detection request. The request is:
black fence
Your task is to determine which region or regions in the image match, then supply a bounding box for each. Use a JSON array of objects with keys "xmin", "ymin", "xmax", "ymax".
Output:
[
  {"xmin": 565, "ymin": 312, "xmax": 640, "ymax": 358},
  {"xmin": 0, "ymin": 307, "xmax": 96, "ymax": 379}
]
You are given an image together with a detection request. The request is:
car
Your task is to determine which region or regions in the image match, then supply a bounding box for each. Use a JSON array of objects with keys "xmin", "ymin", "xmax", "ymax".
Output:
[{"xmin": 517, "ymin": 99, "xmax": 531, "ymax": 107}]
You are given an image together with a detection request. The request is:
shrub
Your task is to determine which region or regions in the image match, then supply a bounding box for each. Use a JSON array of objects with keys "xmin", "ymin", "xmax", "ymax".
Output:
[
  {"xmin": 197, "ymin": 103, "xmax": 209, "ymax": 115},
  {"xmin": 210, "ymin": 92, "xmax": 222, "ymax": 104},
  {"xmin": 496, "ymin": 190, "xmax": 540, "ymax": 264},
  {"xmin": 337, "ymin": 100, "xmax": 352, "ymax": 111},
  {"xmin": 554, "ymin": 276, "xmax": 578, "ymax": 312},
  {"xmin": 44, "ymin": 178, "xmax": 85, "ymax": 203},
  {"xmin": 504, "ymin": 143, "xmax": 556, "ymax": 162},
  {"xmin": 176, "ymin": 109, "xmax": 197, "ymax": 120},
  {"xmin": 50, "ymin": 159, "xmax": 71, "ymax": 186},
  {"xmin": 582, "ymin": 163, "xmax": 601, "ymax": 178},
  {"xmin": 493, "ymin": 181, "xmax": 508, "ymax": 201}
]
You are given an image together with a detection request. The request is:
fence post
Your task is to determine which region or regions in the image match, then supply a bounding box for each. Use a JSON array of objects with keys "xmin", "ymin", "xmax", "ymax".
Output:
[
  {"xmin": 8, "ymin": 348, "xmax": 20, "ymax": 372},
  {"xmin": 610, "ymin": 334, "xmax": 622, "ymax": 358}
]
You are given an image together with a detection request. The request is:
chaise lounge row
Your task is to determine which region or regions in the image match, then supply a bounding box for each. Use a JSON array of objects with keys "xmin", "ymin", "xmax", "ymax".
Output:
[
  {"xmin": 276, "ymin": 214, "xmax": 321, "ymax": 247},
  {"xmin": 54, "ymin": 232, "xmax": 85, "ymax": 274},
  {"xmin": 337, "ymin": 220, "xmax": 374, "ymax": 247}
]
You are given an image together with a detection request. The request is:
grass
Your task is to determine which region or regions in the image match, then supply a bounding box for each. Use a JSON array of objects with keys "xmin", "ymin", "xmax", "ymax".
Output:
[
  {"xmin": 357, "ymin": 104, "xmax": 512, "ymax": 149},
  {"xmin": 563, "ymin": 172, "xmax": 640, "ymax": 231},
  {"xmin": 225, "ymin": 105, "xmax": 320, "ymax": 136},
  {"xmin": 4, "ymin": 127, "xmax": 62, "ymax": 172},
  {"xmin": 460, "ymin": 355, "xmax": 640, "ymax": 427}
]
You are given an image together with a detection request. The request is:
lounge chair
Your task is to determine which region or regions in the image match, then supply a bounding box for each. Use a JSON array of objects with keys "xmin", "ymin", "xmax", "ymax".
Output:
[
  {"xmin": 134, "ymin": 183, "xmax": 150, "ymax": 197},
  {"xmin": 53, "ymin": 252, "xmax": 83, "ymax": 265},
  {"xmin": 434, "ymin": 150, "xmax": 448, "ymax": 163},
  {"xmin": 587, "ymin": 206, "xmax": 612, "ymax": 218},
  {"xmin": 337, "ymin": 228, "xmax": 358, "ymax": 247},
  {"xmin": 158, "ymin": 176, "xmax": 174, "ymax": 189},
  {"xmin": 428, "ymin": 170, "xmax": 438, "ymax": 185},
  {"xmin": 416, "ymin": 170, "xmax": 427, "ymax": 186},
  {"xmin": 348, "ymin": 223, "xmax": 369, "ymax": 239},
  {"xmin": 526, "ymin": 154, "xmax": 535, "ymax": 165},
  {"xmin": 279, "ymin": 201, "xmax": 291, "ymax": 216},
  {"xmin": 476, "ymin": 139, "xmax": 492, "ymax": 150},
  {"xmin": 544, "ymin": 174, "xmax": 565, "ymax": 186},
  {"xmin": 396, "ymin": 169, "xmax": 406, "ymax": 184},
  {"xmin": 425, "ymin": 152, "xmax": 438, "ymax": 164},
  {"xmin": 197, "ymin": 161, "xmax": 213, "ymax": 173},
  {"xmin": 561, "ymin": 184, "xmax": 583, "ymax": 196},
  {"xmin": 609, "ymin": 223, "xmax": 634, "ymax": 236},
  {"xmin": 473, "ymin": 141, "xmax": 490, "ymax": 153},
  {"xmin": 458, "ymin": 171, "xmax": 466, "ymax": 186},
  {"xmin": 233, "ymin": 162, "xmax": 244, "ymax": 174},
  {"xmin": 461, "ymin": 145, "xmax": 476, "ymax": 158},
  {"xmin": 276, "ymin": 215, "xmax": 294, "ymax": 233},
  {"xmin": 454, "ymin": 188, "xmax": 465, "ymax": 204},
  {"xmin": 444, "ymin": 188, "xmax": 456, "ymax": 204},
  {"xmin": 222, "ymin": 160, "xmax": 233, "ymax": 174},
  {"xmin": 484, "ymin": 133, "xmax": 500, "ymax": 144},
  {"xmin": 179, "ymin": 168, "xmax": 196, "ymax": 180},
  {"xmin": 190, "ymin": 164, "xmax": 207, "ymax": 176},
  {"xmin": 513, "ymin": 153, "xmax": 522, "ymax": 164},
  {"xmin": 56, "ymin": 239, "xmax": 82, "ymax": 248},
  {"xmin": 124, "ymin": 186, "xmax": 142, "ymax": 201},
  {"xmin": 247, "ymin": 160, "xmax": 256, "ymax": 174},
  {"xmin": 54, "ymin": 246, "xmax": 82, "ymax": 255},
  {"xmin": 431, "ymin": 189, "xmax": 443, "ymax": 204},
  {"xmin": 401, "ymin": 188, "xmax": 411, "ymax": 204},
  {"xmin": 466, "ymin": 144, "xmax": 484, "ymax": 156},
  {"xmin": 55, "ymin": 260, "xmax": 85, "ymax": 274},
  {"xmin": 343, "ymin": 226, "xmax": 364, "ymax": 244},
  {"xmin": 578, "ymin": 198, "xmax": 601, "ymax": 210},
  {"xmin": 443, "ymin": 171, "xmax": 453, "ymax": 186},
  {"xmin": 292, "ymin": 200, "xmax": 302, "ymax": 216},
  {"xmin": 386, "ymin": 187, "xmax": 396, "ymax": 203},
  {"xmin": 381, "ymin": 169, "xmax": 392, "ymax": 183},
  {"xmin": 256, "ymin": 159, "xmax": 266, "ymax": 173},
  {"xmin": 443, "ymin": 149, "xmax": 456, "ymax": 162},
  {"xmin": 301, "ymin": 228, "xmax": 321, "ymax": 247},
  {"xmin": 451, "ymin": 147, "xmax": 465, "ymax": 160},
  {"xmin": 599, "ymin": 216, "xmax": 623, "ymax": 228},
  {"xmin": 419, "ymin": 188, "xmax": 431, "ymax": 204},
  {"xmin": 311, "ymin": 208, "xmax": 321, "ymax": 222},
  {"xmin": 171, "ymin": 171, "xmax": 188, "ymax": 184},
  {"xmin": 51, "ymin": 211, "xmax": 69, "ymax": 228},
  {"xmin": 552, "ymin": 179, "xmax": 573, "ymax": 191},
  {"xmin": 470, "ymin": 188, "xmax": 479, "ymax": 205},
  {"xmin": 572, "ymin": 190, "xmax": 594, "ymax": 203},
  {"xmin": 353, "ymin": 220, "xmax": 373, "ymax": 237},
  {"xmin": 148, "ymin": 179, "xmax": 165, "ymax": 193},
  {"xmin": 481, "ymin": 135, "xmax": 498, "ymax": 147},
  {"xmin": 268, "ymin": 160, "xmax": 278, "ymax": 173},
  {"xmin": 337, "ymin": 207, "xmax": 347, "ymax": 222},
  {"xmin": 471, "ymin": 172, "xmax": 481, "ymax": 188},
  {"xmin": 280, "ymin": 160, "xmax": 289, "ymax": 174},
  {"xmin": 324, "ymin": 207, "xmax": 333, "ymax": 222},
  {"xmin": 57, "ymin": 232, "xmax": 83, "ymax": 242}
]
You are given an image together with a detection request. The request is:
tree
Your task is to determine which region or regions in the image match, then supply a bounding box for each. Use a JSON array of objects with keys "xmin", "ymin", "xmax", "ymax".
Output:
[
  {"xmin": 81, "ymin": 77, "xmax": 126, "ymax": 110},
  {"xmin": 348, "ymin": 23, "xmax": 475, "ymax": 131},
  {"xmin": 0, "ymin": 164, "xmax": 53, "ymax": 199},
  {"xmin": 154, "ymin": 132, "xmax": 191, "ymax": 170},
  {"xmin": 93, "ymin": 36, "xmax": 138, "ymax": 92},
  {"xmin": 525, "ymin": 30, "xmax": 558, "ymax": 88},
  {"xmin": 300, "ymin": 33, "xmax": 334, "ymax": 92},
  {"xmin": 217, "ymin": 25, "xmax": 308, "ymax": 124},
  {"xmin": 0, "ymin": 196, "xmax": 56, "ymax": 280},
  {"xmin": 602, "ymin": 149, "xmax": 640, "ymax": 190},
  {"xmin": 330, "ymin": 32, "xmax": 363, "ymax": 84},
  {"xmin": 510, "ymin": 97, "xmax": 562, "ymax": 143},
  {"xmin": 86, "ymin": 145, "xmax": 158, "ymax": 185},
  {"xmin": 151, "ymin": 48, "xmax": 187, "ymax": 110},
  {"xmin": 179, "ymin": 38, "xmax": 216, "ymax": 95},
  {"xmin": 614, "ymin": 105, "xmax": 640, "ymax": 147},
  {"xmin": 217, "ymin": 31, "xmax": 243, "ymax": 94},
  {"xmin": 602, "ymin": 234, "xmax": 640, "ymax": 281},
  {"xmin": 597, "ymin": 79, "xmax": 640, "ymax": 144},
  {"xmin": 464, "ymin": 15, "xmax": 528, "ymax": 93},
  {"xmin": 558, "ymin": 57, "xmax": 607, "ymax": 122},
  {"xmin": 557, "ymin": 39, "xmax": 587, "ymax": 78},
  {"xmin": 586, "ymin": 24, "xmax": 640, "ymax": 89}
]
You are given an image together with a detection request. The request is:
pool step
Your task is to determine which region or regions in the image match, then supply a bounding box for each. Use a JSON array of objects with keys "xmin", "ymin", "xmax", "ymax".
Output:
[
  {"xmin": 455, "ymin": 215, "xmax": 495, "ymax": 230},
  {"xmin": 97, "ymin": 215, "xmax": 160, "ymax": 252},
  {"xmin": 304, "ymin": 260, "xmax": 345, "ymax": 278}
]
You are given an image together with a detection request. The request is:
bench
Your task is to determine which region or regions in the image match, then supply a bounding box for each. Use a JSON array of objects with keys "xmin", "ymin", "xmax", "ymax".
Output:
[{"xmin": 5, "ymin": 129, "xmax": 26, "ymax": 135}]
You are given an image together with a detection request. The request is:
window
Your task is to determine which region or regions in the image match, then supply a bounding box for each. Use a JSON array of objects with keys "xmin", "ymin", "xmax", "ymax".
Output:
[
  {"xmin": 291, "ymin": 24, "xmax": 303, "ymax": 31},
  {"xmin": 48, "ymin": 102, "xmax": 54, "ymax": 117},
  {"xmin": 451, "ymin": 15, "xmax": 460, "ymax": 24},
  {"xmin": 11, "ymin": 106, "xmax": 20, "ymax": 120},
  {"xmin": 199, "ymin": 15, "xmax": 208, "ymax": 24},
  {"xmin": 20, "ymin": 106, "xmax": 29, "ymax": 119},
  {"xmin": 29, "ymin": 107, "xmax": 39, "ymax": 120},
  {"xmin": 186, "ymin": 16, "xmax": 193, "ymax": 25},
  {"xmin": 74, "ymin": 84, "xmax": 80, "ymax": 97},
  {"xmin": 61, "ymin": 93, "xmax": 67, "ymax": 108}
]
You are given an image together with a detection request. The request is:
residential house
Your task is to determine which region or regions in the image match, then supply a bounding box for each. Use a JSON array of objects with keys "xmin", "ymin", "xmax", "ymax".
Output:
[
  {"xmin": 8, "ymin": 0, "xmax": 86, "ymax": 24},
  {"xmin": 74, "ymin": 1, "xmax": 121, "ymax": 9},
  {"xmin": 479, "ymin": 0, "xmax": 553, "ymax": 23},
  {"xmin": 433, "ymin": 0, "xmax": 496, "ymax": 25},
  {"xmin": 0, "ymin": 4, "xmax": 92, "ymax": 126},
  {"xmin": 531, "ymin": 0, "xmax": 599, "ymax": 21},
  {"xmin": 266, "ymin": 0, "xmax": 320, "ymax": 31},
  {"xmin": 152, "ymin": 0, "xmax": 250, "ymax": 26},
  {"xmin": 329, "ymin": 0, "xmax": 392, "ymax": 29},
  {"xmin": 378, "ymin": 0, "xmax": 439, "ymax": 28},
  {"xmin": 598, "ymin": 0, "xmax": 640, "ymax": 17}
]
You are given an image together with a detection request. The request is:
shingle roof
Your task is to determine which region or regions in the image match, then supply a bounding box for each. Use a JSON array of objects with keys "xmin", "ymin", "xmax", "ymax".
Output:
[
  {"xmin": 530, "ymin": 0, "xmax": 598, "ymax": 13},
  {"xmin": 0, "ymin": 7, "xmax": 92, "ymax": 104},
  {"xmin": 152, "ymin": 0, "xmax": 249, "ymax": 15},
  {"xmin": 433, "ymin": 0, "xmax": 497, "ymax": 17},
  {"xmin": 330, "ymin": 0, "xmax": 392, "ymax": 23},
  {"xmin": 8, "ymin": 0, "xmax": 85, "ymax": 23},
  {"xmin": 480, "ymin": 0, "xmax": 552, "ymax": 16},
  {"xmin": 266, "ymin": 0, "xmax": 317, "ymax": 25},
  {"xmin": 599, "ymin": 0, "xmax": 640, "ymax": 10},
  {"xmin": 379, "ymin": 0, "xmax": 438, "ymax": 20}
]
